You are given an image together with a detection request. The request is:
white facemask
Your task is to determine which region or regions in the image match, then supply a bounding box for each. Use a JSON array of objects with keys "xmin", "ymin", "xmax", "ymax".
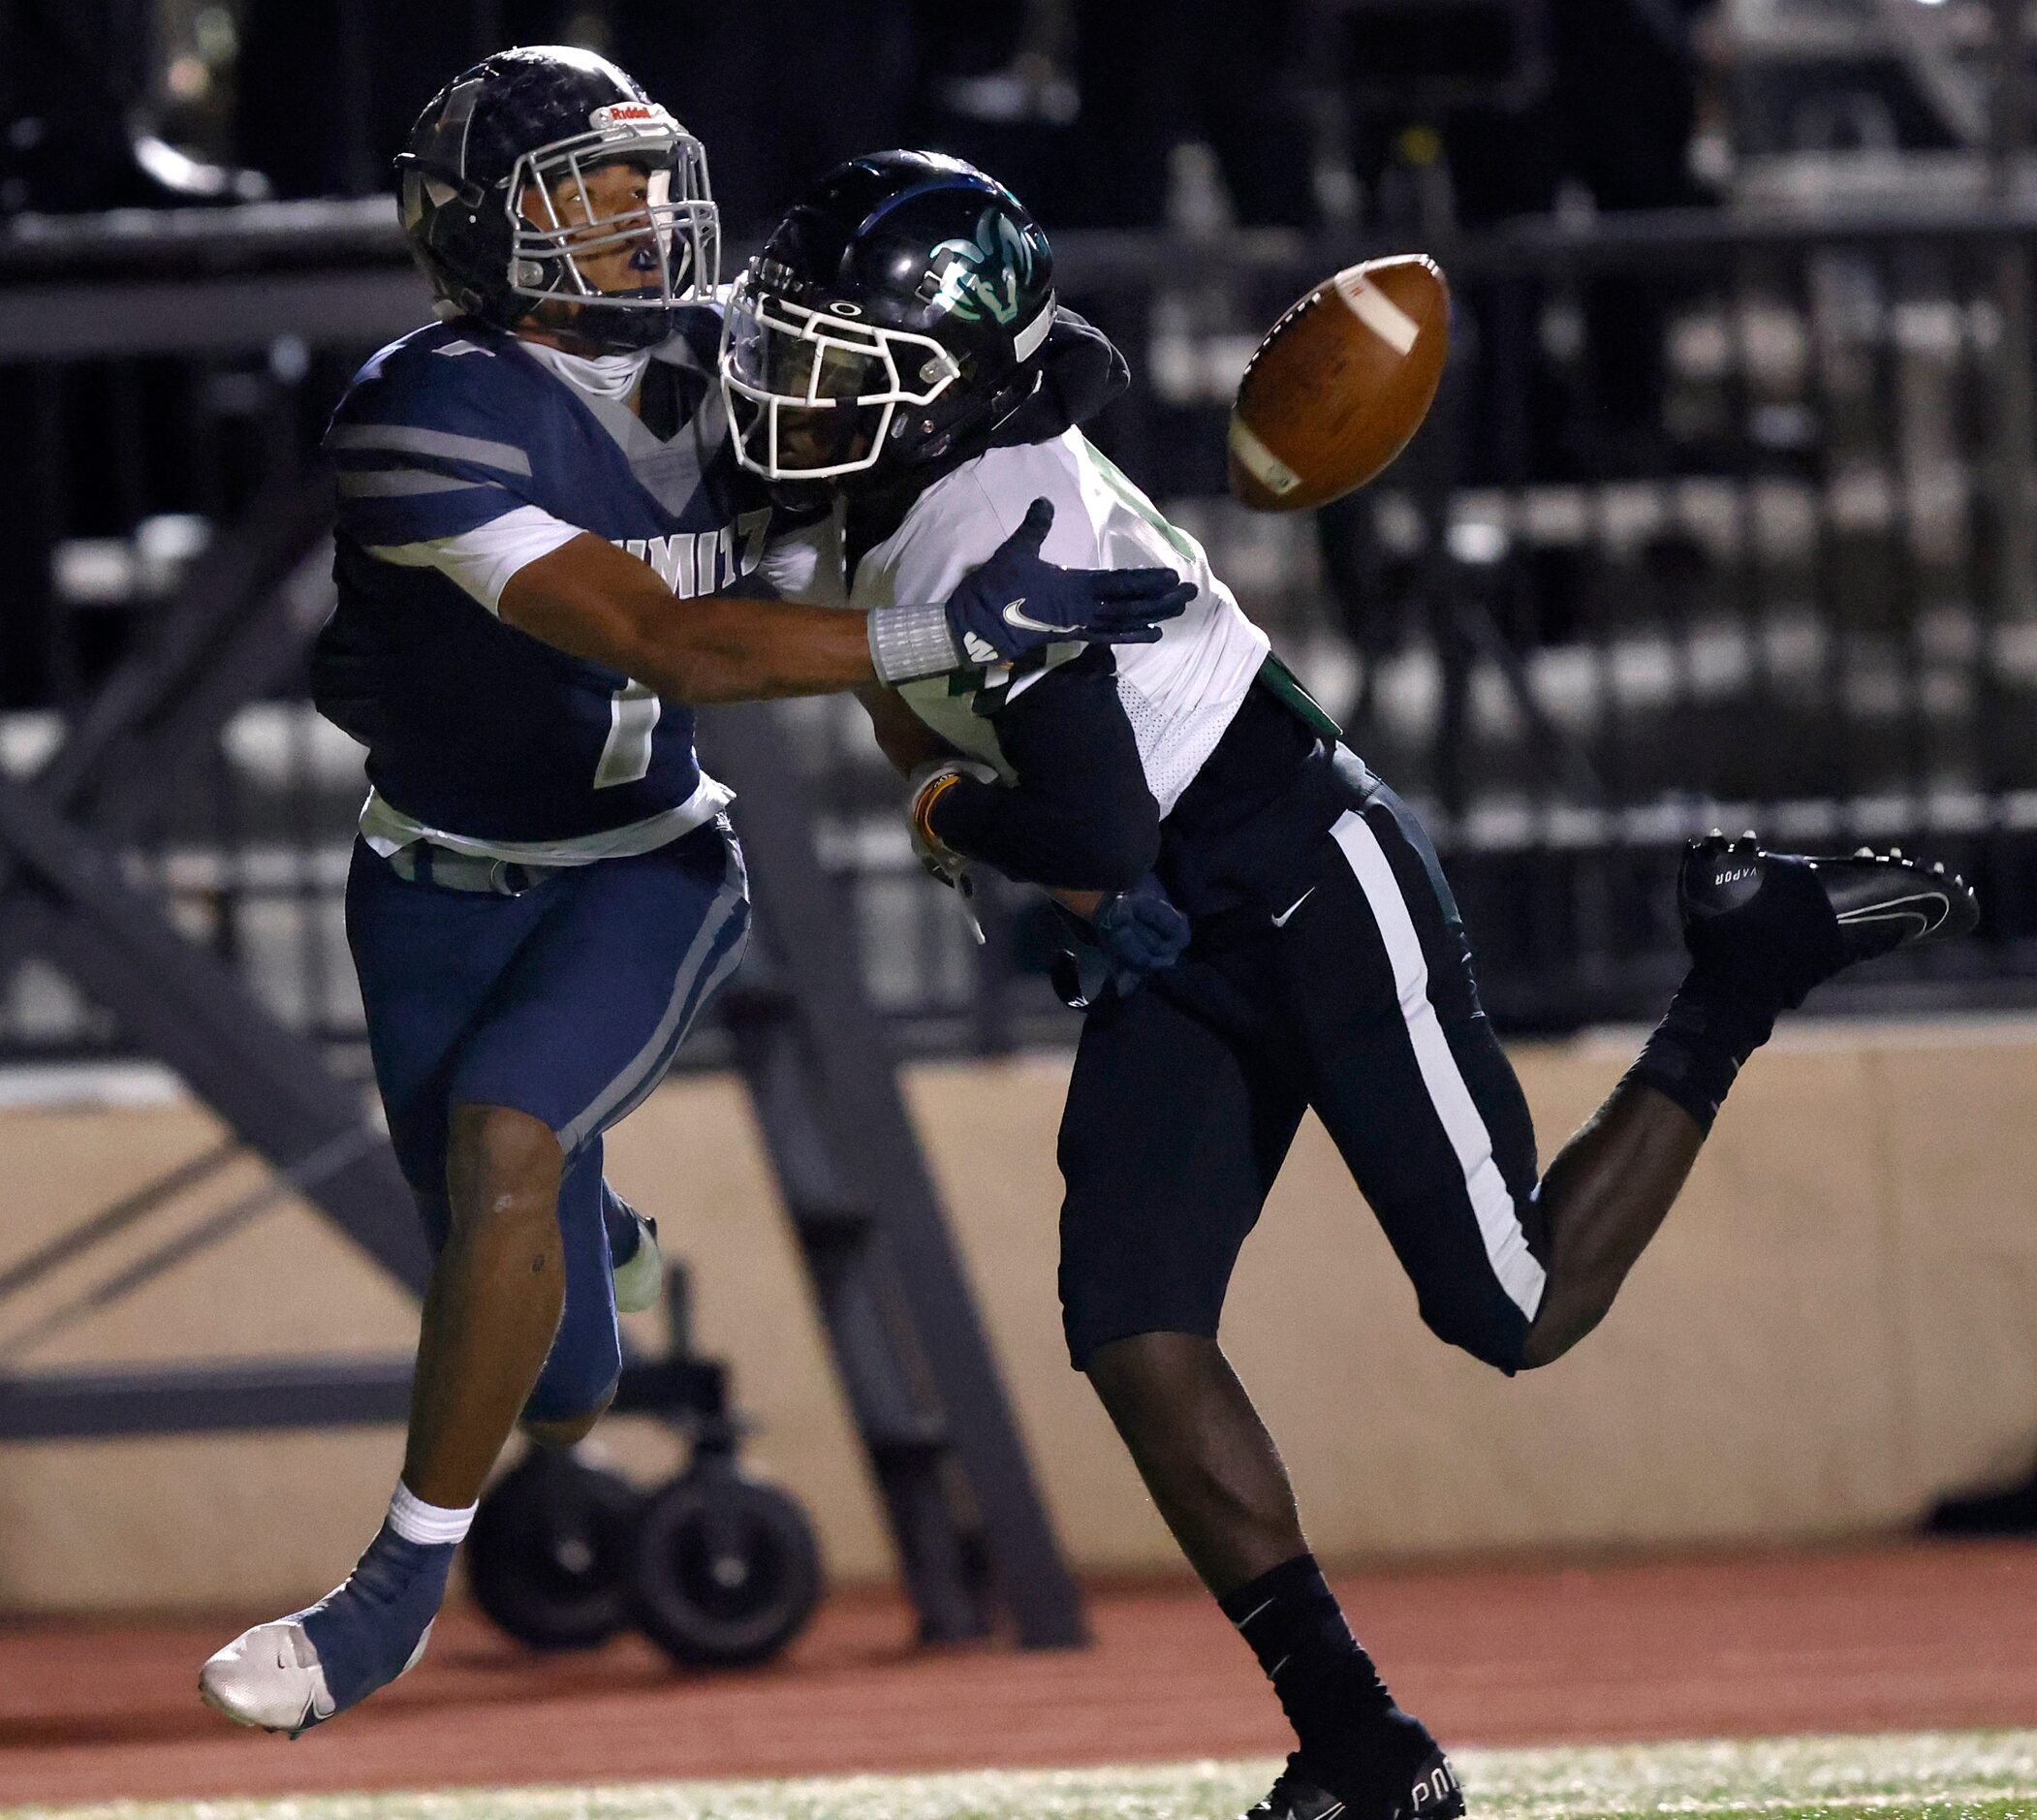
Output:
[{"xmin": 522, "ymin": 340, "xmax": 654, "ymax": 404}]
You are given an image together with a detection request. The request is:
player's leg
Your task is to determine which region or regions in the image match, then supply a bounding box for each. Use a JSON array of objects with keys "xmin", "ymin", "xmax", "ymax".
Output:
[
  {"xmin": 519, "ymin": 1140, "xmax": 624, "ymax": 1449},
  {"xmin": 385, "ymin": 1132, "xmax": 615, "ymax": 1480},
  {"xmin": 1086, "ymin": 1334, "xmax": 1301, "ymax": 1589},
  {"xmin": 1274, "ymin": 787, "xmax": 1550, "ymax": 1374},
  {"xmin": 402, "ymin": 823, "xmax": 745, "ymax": 1495},
  {"xmin": 1287, "ymin": 788, "xmax": 1976, "ymax": 1375},
  {"xmin": 202, "ymin": 827, "xmax": 747, "ymax": 1734},
  {"xmin": 399, "ymin": 1129, "xmax": 626, "ymax": 1492},
  {"xmin": 1062, "ymin": 955, "xmax": 1307, "ymax": 1588},
  {"xmin": 397, "ymin": 1103, "xmax": 569, "ymax": 1501},
  {"xmin": 1088, "ymin": 1333, "xmax": 1460, "ymax": 1820},
  {"xmin": 1061, "ymin": 971, "xmax": 1456, "ymax": 1820},
  {"xmin": 1514, "ymin": 1081, "xmax": 1699, "ymax": 1365},
  {"xmin": 1521, "ymin": 831, "xmax": 1973, "ymax": 1361},
  {"xmin": 199, "ymin": 841, "xmax": 563, "ymax": 1732},
  {"xmin": 412, "ymin": 1155, "xmax": 657, "ymax": 1345}
]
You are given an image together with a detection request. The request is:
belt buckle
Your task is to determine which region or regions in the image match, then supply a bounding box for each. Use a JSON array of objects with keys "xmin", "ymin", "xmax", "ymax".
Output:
[{"xmin": 487, "ymin": 859, "xmax": 525, "ymax": 896}]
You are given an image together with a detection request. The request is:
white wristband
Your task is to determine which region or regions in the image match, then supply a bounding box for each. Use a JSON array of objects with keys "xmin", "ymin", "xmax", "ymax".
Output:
[{"xmin": 868, "ymin": 602, "xmax": 963, "ymax": 684}]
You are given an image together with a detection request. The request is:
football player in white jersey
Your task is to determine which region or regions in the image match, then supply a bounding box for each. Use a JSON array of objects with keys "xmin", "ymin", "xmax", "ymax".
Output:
[{"xmin": 722, "ymin": 152, "xmax": 1979, "ymax": 1820}]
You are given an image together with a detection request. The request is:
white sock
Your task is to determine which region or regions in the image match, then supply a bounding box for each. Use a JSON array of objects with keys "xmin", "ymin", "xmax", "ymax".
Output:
[{"xmin": 387, "ymin": 1481, "xmax": 478, "ymax": 1548}]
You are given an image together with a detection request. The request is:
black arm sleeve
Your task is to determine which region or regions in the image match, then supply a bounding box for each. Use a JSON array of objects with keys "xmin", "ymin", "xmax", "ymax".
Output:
[{"xmin": 926, "ymin": 648, "xmax": 1160, "ymax": 894}]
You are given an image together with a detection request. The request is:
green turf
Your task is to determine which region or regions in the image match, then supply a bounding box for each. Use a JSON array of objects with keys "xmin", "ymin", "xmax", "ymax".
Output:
[{"xmin": 9, "ymin": 1730, "xmax": 2036, "ymax": 1820}]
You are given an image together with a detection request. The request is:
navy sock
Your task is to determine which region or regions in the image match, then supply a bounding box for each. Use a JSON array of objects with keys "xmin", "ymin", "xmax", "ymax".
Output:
[
  {"xmin": 298, "ymin": 1521, "xmax": 455, "ymax": 1713},
  {"xmin": 1218, "ymin": 1553, "xmax": 1429, "ymax": 1795},
  {"xmin": 1628, "ymin": 975, "xmax": 1777, "ymax": 1134}
]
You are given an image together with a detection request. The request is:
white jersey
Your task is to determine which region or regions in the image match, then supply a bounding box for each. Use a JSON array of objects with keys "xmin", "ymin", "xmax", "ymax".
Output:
[{"xmin": 849, "ymin": 429, "xmax": 1269, "ymax": 815}]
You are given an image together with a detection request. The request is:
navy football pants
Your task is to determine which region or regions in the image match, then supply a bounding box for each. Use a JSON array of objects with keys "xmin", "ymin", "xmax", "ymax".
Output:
[
  {"xmin": 1057, "ymin": 779, "xmax": 1549, "ymax": 1374},
  {"xmin": 346, "ymin": 821, "xmax": 750, "ymax": 1423}
]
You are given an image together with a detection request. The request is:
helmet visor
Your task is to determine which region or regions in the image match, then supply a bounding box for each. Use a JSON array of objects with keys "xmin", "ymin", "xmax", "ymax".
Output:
[{"xmin": 720, "ymin": 271, "xmax": 961, "ymax": 481}]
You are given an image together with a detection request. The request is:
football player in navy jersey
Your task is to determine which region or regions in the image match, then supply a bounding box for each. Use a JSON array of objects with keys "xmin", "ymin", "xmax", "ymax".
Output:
[
  {"xmin": 721, "ymin": 152, "xmax": 1981, "ymax": 1820},
  {"xmin": 198, "ymin": 51, "xmax": 1191, "ymax": 1737}
]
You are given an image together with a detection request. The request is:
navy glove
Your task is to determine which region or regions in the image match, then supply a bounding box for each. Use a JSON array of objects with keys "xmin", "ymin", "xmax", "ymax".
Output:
[
  {"xmin": 866, "ymin": 499, "xmax": 1196, "ymax": 683},
  {"xmin": 1092, "ymin": 873, "xmax": 1191, "ymax": 995}
]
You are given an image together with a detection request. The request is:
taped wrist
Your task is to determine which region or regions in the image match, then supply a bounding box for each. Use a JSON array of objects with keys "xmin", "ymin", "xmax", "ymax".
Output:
[{"xmin": 868, "ymin": 602, "xmax": 963, "ymax": 684}]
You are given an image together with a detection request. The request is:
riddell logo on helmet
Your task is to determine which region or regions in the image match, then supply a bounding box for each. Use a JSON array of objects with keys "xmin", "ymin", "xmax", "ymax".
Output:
[{"xmin": 590, "ymin": 102, "xmax": 661, "ymax": 129}]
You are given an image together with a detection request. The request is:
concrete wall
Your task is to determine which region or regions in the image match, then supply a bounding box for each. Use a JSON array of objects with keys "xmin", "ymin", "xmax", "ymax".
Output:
[{"xmin": 1, "ymin": 1018, "xmax": 2034, "ymax": 1613}]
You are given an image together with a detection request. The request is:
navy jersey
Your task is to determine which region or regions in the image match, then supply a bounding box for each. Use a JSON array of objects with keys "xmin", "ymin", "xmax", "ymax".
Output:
[{"xmin": 314, "ymin": 307, "xmax": 797, "ymax": 853}]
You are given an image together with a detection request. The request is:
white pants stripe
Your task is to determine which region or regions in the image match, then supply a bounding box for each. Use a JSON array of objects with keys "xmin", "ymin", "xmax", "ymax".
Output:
[
  {"xmin": 554, "ymin": 843, "xmax": 750, "ymax": 1155},
  {"xmin": 1329, "ymin": 808, "xmax": 1548, "ymax": 1320}
]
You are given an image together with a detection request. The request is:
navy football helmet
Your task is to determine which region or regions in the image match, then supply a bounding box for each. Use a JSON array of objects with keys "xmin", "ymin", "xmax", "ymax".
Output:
[
  {"xmin": 720, "ymin": 151, "xmax": 1057, "ymax": 485},
  {"xmin": 395, "ymin": 46, "xmax": 717, "ymax": 352}
]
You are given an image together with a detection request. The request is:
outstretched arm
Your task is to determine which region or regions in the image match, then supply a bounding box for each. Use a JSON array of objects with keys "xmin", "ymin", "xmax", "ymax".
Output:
[
  {"xmin": 502, "ymin": 532, "xmax": 872, "ymax": 702},
  {"xmin": 497, "ymin": 498, "xmax": 1192, "ymax": 705}
]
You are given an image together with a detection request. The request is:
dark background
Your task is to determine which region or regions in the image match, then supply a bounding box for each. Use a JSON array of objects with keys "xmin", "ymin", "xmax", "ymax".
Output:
[{"xmin": 4, "ymin": 0, "xmax": 2033, "ymax": 1053}]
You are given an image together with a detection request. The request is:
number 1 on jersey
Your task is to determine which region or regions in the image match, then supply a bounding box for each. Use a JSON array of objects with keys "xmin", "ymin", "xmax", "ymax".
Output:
[{"xmin": 594, "ymin": 681, "xmax": 661, "ymax": 788}]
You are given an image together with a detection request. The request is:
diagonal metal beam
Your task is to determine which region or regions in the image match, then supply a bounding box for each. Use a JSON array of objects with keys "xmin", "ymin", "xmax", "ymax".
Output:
[
  {"xmin": 37, "ymin": 476, "xmax": 335, "ymax": 819},
  {"xmin": 700, "ymin": 703, "xmax": 1087, "ymax": 1650},
  {"xmin": 0, "ymin": 477, "xmax": 335, "ymax": 976},
  {"xmin": 0, "ymin": 478, "xmax": 429, "ymax": 1293},
  {"xmin": 0, "ymin": 782, "xmax": 426, "ymax": 1293},
  {"xmin": 0, "ymin": 1140, "xmax": 239, "ymax": 1306}
]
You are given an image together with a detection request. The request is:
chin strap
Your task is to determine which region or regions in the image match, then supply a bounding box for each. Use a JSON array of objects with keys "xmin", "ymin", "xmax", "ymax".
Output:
[{"xmin": 912, "ymin": 364, "xmax": 1041, "ymax": 461}]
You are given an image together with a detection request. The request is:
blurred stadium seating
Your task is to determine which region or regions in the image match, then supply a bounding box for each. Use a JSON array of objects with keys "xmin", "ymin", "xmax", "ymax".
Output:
[{"xmin": 4, "ymin": 0, "xmax": 2036, "ymax": 1062}]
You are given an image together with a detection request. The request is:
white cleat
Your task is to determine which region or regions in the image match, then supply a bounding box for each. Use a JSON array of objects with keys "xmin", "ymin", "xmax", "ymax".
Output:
[
  {"xmin": 611, "ymin": 1207, "xmax": 664, "ymax": 1315},
  {"xmin": 200, "ymin": 1618, "xmax": 335, "ymax": 1736},
  {"xmin": 199, "ymin": 1616, "xmax": 430, "ymax": 1737}
]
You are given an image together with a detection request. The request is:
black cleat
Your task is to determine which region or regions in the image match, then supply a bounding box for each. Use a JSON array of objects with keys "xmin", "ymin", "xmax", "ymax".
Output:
[
  {"xmin": 1243, "ymin": 1748, "xmax": 1465, "ymax": 1820},
  {"xmin": 1677, "ymin": 832, "xmax": 1978, "ymax": 1010}
]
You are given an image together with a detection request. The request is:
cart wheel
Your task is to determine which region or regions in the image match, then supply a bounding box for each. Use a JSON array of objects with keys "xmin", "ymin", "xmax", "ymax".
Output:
[
  {"xmin": 631, "ymin": 1466, "xmax": 821, "ymax": 1667},
  {"xmin": 467, "ymin": 1449, "xmax": 644, "ymax": 1651}
]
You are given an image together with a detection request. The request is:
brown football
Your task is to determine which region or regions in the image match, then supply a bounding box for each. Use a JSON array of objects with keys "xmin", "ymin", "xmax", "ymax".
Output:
[{"xmin": 1226, "ymin": 253, "xmax": 1450, "ymax": 513}]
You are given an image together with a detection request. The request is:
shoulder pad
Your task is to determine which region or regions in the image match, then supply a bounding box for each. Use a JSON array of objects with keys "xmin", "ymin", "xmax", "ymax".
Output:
[{"xmin": 329, "ymin": 321, "xmax": 544, "ymax": 444}]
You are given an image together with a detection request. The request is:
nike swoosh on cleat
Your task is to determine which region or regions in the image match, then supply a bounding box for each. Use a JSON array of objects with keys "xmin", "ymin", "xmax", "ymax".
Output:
[
  {"xmin": 1834, "ymin": 890, "xmax": 1947, "ymax": 938},
  {"xmin": 1001, "ymin": 598, "xmax": 1079, "ymax": 636}
]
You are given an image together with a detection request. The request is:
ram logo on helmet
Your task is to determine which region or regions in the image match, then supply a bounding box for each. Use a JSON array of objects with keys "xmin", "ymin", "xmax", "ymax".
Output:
[{"xmin": 923, "ymin": 207, "xmax": 1037, "ymax": 327}]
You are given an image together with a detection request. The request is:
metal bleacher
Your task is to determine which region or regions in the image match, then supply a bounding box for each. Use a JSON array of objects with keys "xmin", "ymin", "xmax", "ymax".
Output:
[{"xmin": 11, "ymin": 176, "xmax": 2037, "ymax": 1050}]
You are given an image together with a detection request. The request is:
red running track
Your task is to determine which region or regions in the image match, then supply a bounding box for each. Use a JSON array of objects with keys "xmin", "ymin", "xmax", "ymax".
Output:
[{"xmin": 0, "ymin": 1540, "xmax": 2031, "ymax": 1808}]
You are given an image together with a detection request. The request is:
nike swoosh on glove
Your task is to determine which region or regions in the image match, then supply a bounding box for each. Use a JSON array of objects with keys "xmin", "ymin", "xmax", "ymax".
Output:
[
  {"xmin": 1093, "ymin": 873, "xmax": 1191, "ymax": 993},
  {"xmin": 945, "ymin": 499, "xmax": 1195, "ymax": 667}
]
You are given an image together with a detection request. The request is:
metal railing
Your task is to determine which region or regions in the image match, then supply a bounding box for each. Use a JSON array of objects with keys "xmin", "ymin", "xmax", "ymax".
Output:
[{"xmin": 3, "ymin": 195, "xmax": 2037, "ymax": 1061}]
